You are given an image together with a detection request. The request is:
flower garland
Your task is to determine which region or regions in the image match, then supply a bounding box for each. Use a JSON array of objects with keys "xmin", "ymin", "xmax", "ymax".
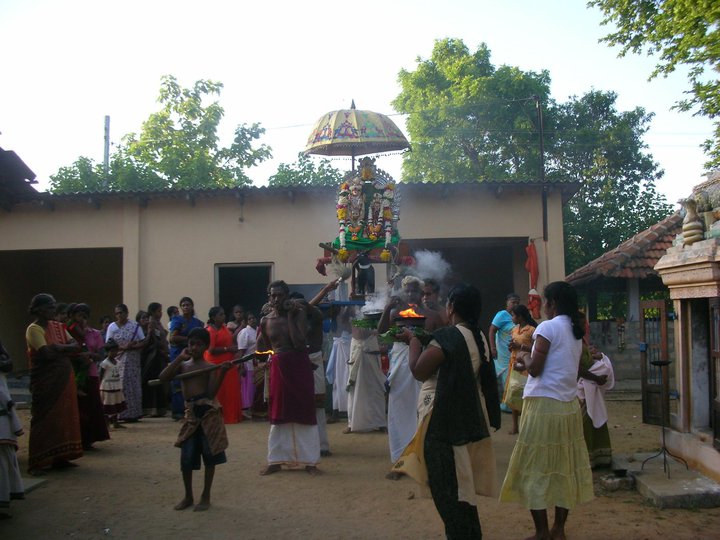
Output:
[
  {"xmin": 336, "ymin": 181, "xmax": 349, "ymax": 261},
  {"xmin": 381, "ymin": 184, "xmax": 395, "ymax": 261}
]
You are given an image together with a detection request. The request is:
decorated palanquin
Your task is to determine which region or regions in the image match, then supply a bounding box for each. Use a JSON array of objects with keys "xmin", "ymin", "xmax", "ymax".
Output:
[{"xmin": 333, "ymin": 157, "xmax": 400, "ymax": 263}]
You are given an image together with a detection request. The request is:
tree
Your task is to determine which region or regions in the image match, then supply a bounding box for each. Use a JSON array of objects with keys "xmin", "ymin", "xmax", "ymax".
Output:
[
  {"xmin": 268, "ymin": 153, "xmax": 342, "ymax": 187},
  {"xmin": 553, "ymin": 91, "xmax": 673, "ymax": 272},
  {"xmin": 393, "ymin": 38, "xmax": 553, "ymax": 183},
  {"xmin": 394, "ymin": 38, "xmax": 673, "ymax": 273},
  {"xmin": 589, "ymin": 0, "xmax": 720, "ymax": 168},
  {"xmin": 49, "ymin": 76, "xmax": 272, "ymax": 193}
]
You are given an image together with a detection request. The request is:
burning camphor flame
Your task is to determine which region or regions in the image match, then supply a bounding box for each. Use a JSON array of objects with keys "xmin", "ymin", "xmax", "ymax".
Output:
[
  {"xmin": 255, "ymin": 350, "xmax": 274, "ymax": 356},
  {"xmin": 398, "ymin": 305, "xmax": 424, "ymax": 318}
]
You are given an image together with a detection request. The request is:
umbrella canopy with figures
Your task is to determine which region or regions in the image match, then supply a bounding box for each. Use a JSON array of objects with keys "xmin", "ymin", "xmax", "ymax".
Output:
[{"xmin": 303, "ymin": 101, "xmax": 409, "ymax": 168}]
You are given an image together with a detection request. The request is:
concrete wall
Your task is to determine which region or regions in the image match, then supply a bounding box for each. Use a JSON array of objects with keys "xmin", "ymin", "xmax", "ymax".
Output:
[
  {"xmin": 0, "ymin": 184, "xmax": 568, "ymax": 369},
  {"xmin": 588, "ymin": 320, "xmax": 677, "ymax": 389}
]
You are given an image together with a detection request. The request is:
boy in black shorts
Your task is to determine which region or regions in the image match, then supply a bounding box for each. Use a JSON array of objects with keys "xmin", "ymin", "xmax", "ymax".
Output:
[{"xmin": 159, "ymin": 327, "xmax": 232, "ymax": 511}]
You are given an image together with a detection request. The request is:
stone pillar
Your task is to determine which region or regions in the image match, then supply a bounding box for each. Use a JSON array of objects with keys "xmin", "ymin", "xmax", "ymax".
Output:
[{"xmin": 627, "ymin": 278, "xmax": 640, "ymax": 322}]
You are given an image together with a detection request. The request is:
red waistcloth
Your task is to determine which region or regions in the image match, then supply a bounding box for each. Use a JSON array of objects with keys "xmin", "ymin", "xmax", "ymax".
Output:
[{"xmin": 268, "ymin": 350, "xmax": 316, "ymax": 425}]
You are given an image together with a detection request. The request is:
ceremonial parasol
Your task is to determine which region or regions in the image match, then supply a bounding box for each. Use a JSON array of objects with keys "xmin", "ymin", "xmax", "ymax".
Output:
[{"xmin": 303, "ymin": 101, "xmax": 410, "ymax": 169}]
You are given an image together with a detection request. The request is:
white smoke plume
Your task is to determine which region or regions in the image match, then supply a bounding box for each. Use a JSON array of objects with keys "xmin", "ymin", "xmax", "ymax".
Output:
[{"xmin": 410, "ymin": 250, "xmax": 452, "ymax": 283}]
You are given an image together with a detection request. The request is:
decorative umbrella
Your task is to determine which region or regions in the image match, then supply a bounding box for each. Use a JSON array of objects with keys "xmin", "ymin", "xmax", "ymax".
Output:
[{"xmin": 303, "ymin": 101, "xmax": 409, "ymax": 169}]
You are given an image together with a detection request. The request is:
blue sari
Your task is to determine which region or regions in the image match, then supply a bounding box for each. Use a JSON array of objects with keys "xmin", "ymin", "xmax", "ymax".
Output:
[
  {"xmin": 491, "ymin": 310, "xmax": 515, "ymax": 391},
  {"xmin": 168, "ymin": 315, "xmax": 204, "ymax": 417}
]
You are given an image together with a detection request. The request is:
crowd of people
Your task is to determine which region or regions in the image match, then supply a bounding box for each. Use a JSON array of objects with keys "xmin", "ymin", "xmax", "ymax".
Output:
[{"xmin": 0, "ymin": 278, "xmax": 616, "ymax": 535}]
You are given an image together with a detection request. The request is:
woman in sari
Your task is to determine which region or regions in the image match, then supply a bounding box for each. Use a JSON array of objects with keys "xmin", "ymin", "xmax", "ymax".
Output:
[
  {"xmin": 206, "ymin": 306, "xmax": 242, "ymax": 424},
  {"xmin": 396, "ymin": 284, "xmax": 501, "ymax": 539},
  {"xmin": 168, "ymin": 297, "xmax": 204, "ymax": 419},
  {"xmin": 106, "ymin": 304, "xmax": 145, "ymax": 422},
  {"xmin": 502, "ymin": 304, "xmax": 537, "ymax": 435},
  {"xmin": 25, "ymin": 293, "xmax": 84, "ymax": 474},
  {"xmin": 67, "ymin": 303, "xmax": 110, "ymax": 450},
  {"xmin": 141, "ymin": 302, "xmax": 169, "ymax": 417}
]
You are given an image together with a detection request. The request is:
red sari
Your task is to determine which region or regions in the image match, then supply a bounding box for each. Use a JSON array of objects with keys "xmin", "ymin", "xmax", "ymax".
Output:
[
  {"xmin": 205, "ymin": 325, "xmax": 243, "ymax": 424},
  {"xmin": 26, "ymin": 321, "xmax": 83, "ymax": 471}
]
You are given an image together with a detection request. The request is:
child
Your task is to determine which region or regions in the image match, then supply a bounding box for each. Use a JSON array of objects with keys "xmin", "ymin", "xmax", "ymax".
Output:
[
  {"xmin": 0, "ymin": 342, "xmax": 24, "ymax": 519},
  {"xmin": 99, "ymin": 339, "xmax": 126, "ymax": 429},
  {"xmin": 158, "ymin": 327, "xmax": 232, "ymax": 512}
]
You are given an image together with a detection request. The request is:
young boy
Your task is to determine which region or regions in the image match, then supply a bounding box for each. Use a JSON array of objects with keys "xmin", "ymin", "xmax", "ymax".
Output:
[
  {"xmin": 158, "ymin": 327, "xmax": 231, "ymax": 512},
  {"xmin": 0, "ymin": 341, "xmax": 24, "ymax": 519}
]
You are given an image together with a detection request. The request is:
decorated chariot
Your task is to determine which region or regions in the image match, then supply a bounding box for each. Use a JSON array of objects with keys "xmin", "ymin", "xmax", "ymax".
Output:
[{"xmin": 304, "ymin": 102, "xmax": 411, "ymax": 299}]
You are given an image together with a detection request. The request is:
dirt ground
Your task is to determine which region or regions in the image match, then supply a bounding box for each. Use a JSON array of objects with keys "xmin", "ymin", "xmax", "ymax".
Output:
[{"xmin": 3, "ymin": 400, "xmax": 720, "ymax": 540}]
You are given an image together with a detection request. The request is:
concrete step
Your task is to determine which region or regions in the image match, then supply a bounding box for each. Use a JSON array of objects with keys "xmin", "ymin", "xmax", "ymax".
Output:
[{"xmin": 623, "ymin": 452, "xmax": 720, "ymax": 508}]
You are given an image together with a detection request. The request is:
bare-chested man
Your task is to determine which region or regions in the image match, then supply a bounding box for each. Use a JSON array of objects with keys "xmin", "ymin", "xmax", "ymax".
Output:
[
  {"xmin": 378, "ymin": 275, "xmax": 443, "ymax": 475},
  {"xmin": 290, "ymin": 283, "xmax": 337, "ymax": 457},
  {"xmin": 422, "ymin": 278, "xmax": 450, "ymax": 327},
  {"xmin": 257, "ymin": 280, "xmax": 320, "ymax": 475}
]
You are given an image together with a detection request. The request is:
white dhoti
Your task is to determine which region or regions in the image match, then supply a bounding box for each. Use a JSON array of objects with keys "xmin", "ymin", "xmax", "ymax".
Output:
[
  {"xmin": 309, "ymin": 350, "xmax": 329, "ymax": 453},
  {"xmin": 327, "ymin": 332, "xmax": 351, "ymax": 413},
  {"xmin": 267, "ymin": 423, "xmax": 321, "ymax": 467},
  {"xmin": 0, "ymin": 374, "xmax": 24, "ymax": 507},
  {"xmin": 348, "ymin": 333, "xmax": 387, "ymax": 432},
  {"xmin": 387, "ymin": 342, "xmax": 420, "ymax": 463}
]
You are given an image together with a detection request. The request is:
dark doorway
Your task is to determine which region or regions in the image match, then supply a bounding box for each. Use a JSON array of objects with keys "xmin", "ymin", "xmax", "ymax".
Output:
[
  {"xmin": 216, "ymin": 264, "xmax": 272, "ymax": 320},
  {"xmin": 403, "ymin": 237, "xmax": 526, "ymax": 333},
  {"xmin": 0, "ymin": 247, "xmax": 123, "ymax": 371}
]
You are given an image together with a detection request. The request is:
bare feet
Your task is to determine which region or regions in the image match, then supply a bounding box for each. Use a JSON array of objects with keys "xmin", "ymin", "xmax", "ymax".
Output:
[
  {"xmin": 385, "ymin": 471, "xmax": 403, "ymax": 481},
  {"xmin": 342, "ymin": 427, "xmax": 352, "ymax": 434},
  {"xmin": 193, "ymin": 499, "xmax": 210, "ymax": 512},
  {"xmin": 259, "ymin": 464, "xmax": 281, "ymax": 476},
  {"xmin": 174, "ymin": 497, "xmax": 194, "ymax": 511},
  {"xmin": 305, "ymin": 466, "xmax": 320, "ymax": 476},
  {"xmin": 508, "ymin": 428, "xmax": 519, "ymax": 435}
]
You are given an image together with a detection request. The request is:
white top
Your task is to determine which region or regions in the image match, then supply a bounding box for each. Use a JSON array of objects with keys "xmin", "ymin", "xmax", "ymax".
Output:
[
  {"xmin": 237, "ymin": 325, "xmax": 258, "ymax": 356},
  {"xmin": 100, "ymin": 358, "xmax": 122, "ymax": 390},
  {"xmin": 523, "ymin": 315, "xmax": 582, "ymax": 402}
]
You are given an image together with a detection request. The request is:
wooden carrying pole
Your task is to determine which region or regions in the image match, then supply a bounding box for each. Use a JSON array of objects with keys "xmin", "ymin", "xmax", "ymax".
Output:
[{"xmin": 147, "ymin": 351, "xmax": 258, "ymax": 386}]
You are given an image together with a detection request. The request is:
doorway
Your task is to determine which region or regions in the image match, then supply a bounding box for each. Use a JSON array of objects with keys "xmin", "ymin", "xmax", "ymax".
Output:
[{"xmin": 215, "ymin": 264, "xmax": 272, "ymax": 321}]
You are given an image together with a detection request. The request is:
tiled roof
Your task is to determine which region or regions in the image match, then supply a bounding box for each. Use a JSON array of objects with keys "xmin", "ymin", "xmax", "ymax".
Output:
[
  {"xmin": 565, "ymin": 212, "xmax": 682, "ymax": 286},
  {"xmin": 34, "ymin": 178, "xmax": 580, "ymax": 201}
]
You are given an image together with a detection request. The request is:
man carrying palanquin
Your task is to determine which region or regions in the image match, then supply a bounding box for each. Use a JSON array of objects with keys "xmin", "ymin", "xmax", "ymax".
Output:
[{"xmin": 258, "ymin": 280, "xmax": 320, "ymax": 476}]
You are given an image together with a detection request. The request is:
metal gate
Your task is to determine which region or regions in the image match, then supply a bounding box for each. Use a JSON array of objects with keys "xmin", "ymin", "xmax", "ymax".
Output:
[
  {"xmin": 640, "ymin": 300, "xmax": 669, "ymax": 426},
  {"xmin": 709, "ymin": 299, "xmax": 720, "ymax": 450}
]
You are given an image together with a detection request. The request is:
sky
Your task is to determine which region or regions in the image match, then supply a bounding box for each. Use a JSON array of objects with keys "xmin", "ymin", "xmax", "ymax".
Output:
[{"xmin": 0, "ymin": 0, "xmax": 714, "ymax": 205}]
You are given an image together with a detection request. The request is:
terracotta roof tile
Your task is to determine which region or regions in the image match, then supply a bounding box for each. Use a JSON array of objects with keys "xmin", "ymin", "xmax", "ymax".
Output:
[{"xmin": 566, "ymin": 212, "xmax": 683, "ymax": 286}]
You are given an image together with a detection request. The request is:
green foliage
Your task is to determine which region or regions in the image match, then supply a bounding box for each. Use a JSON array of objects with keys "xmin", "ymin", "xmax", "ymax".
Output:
[
  {"xmin": 268, "ymin": 153, "xmax": 341, "ymax": 187},
  {"xmin": 49, "ymin": 75, "xmax": 271, "ymax": 193},
  {"xmin": 589, "ymin": 0, "xmax": 720, "ymax": 168},
  {"xmin": 556, "ymin": 91, "xmax": 673, "ymax": 272},
  {"xmin": 394, "ymin": 39, "xmax": 673, "ymax": 274},
  {"xmin": 393, "ymin": 38, "xmax": 552, "ymax": 183}
]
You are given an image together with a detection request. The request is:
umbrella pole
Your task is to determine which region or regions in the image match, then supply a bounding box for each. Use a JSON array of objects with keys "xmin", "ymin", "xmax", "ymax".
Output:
[{"xmin": 352, "ymin": 150, "xmax": 355, "ymax": 172}]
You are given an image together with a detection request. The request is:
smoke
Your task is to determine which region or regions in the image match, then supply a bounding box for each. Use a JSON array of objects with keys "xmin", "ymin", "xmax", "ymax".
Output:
[
  {"xmin": 355, "ymin": 251, "xmax": 452, "ymax": 315},
  {"xmin": 410, "ymin": 250, "xmax": 452, "ymax": 284}
]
